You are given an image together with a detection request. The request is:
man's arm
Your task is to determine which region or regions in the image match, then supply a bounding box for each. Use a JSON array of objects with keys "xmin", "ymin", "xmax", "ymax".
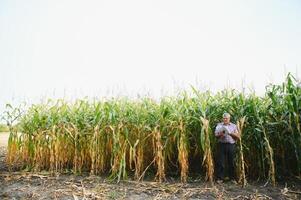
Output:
[{"xmin": 229, "ymin": 125, "xmax": 240, "ymax": 140}]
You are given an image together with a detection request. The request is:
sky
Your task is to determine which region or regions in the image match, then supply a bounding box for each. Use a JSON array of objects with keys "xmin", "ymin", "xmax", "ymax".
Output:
[{"xmin": 0, "ymin": 0, "xmax": 300, "ymax": 112}]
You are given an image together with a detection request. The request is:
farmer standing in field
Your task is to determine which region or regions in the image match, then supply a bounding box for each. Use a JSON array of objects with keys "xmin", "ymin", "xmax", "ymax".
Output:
[{"xmin": 215, "ymin": 113, "xmax": 240, "ymax": 184}]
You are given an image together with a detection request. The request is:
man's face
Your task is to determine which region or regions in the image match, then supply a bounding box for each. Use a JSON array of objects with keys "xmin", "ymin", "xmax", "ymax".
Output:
[{"xmin": 223, "ymin": 116, "xmax": 230, "ymax": 124}]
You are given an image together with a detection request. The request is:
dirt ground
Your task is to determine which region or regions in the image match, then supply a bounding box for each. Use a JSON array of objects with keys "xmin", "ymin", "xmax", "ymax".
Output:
[{"xmin": 0, "ymin": 132, "xmax": 300, "ymax": 200}]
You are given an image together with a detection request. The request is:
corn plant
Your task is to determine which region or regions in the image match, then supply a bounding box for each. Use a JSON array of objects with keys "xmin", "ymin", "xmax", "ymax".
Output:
[
  {"xmin": 236, "ymin": 116, "xmax": 247, "ymax": 187},
  {"xmin": 4, "ymin": 73, "xmax": 300, "ymax": 185}
]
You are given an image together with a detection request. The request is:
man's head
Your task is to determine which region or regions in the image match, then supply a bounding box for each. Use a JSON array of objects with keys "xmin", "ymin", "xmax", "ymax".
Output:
[{"xmin": 223, "ymin": 113, "xmax": 231, "ymax": 124}]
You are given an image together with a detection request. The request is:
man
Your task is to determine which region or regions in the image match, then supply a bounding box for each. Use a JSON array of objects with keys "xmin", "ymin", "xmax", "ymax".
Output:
[{"xmin": 214, "ymin": 113, "xmax": 240, "ymax": 183}]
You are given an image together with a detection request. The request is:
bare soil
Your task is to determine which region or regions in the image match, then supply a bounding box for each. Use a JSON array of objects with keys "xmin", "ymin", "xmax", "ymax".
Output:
[{"xmin": 0, "ymin": 132, "xmax": 300, "ymax": 200}]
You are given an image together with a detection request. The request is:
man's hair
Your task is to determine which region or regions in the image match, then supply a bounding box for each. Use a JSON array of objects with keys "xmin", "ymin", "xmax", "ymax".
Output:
[{"xmin": 223, "ymin": 113, "xmax": 231, "ymax": 118}]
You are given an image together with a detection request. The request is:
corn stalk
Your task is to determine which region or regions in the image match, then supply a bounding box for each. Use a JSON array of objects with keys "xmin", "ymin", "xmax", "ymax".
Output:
[
  {"xmin": 237, "ymin": 116, "xmax": 247, "ymax": 187},
  {"xmin": 200, "ymin": 117, "xmax": 214, "ymax": 184}
]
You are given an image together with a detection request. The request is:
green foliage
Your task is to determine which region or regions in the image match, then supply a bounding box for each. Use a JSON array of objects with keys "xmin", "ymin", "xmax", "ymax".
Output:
[
  {"xmin": 0, "ymin": 124, "xmax": 9, "ymax": 132},
  {"xmin": 5, "ymin": 73, "xmax": 301, "ymax": 184}
]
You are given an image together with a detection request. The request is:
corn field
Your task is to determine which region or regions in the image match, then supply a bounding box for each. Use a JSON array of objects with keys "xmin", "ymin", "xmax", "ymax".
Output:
[{"xmin": 3, "ymin": 73, "xmax": 301, "ymax": 185}]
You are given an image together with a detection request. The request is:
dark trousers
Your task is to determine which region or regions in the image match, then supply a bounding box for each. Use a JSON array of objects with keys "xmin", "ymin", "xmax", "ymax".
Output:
[{"xmin": 216, "ymin": 143, "xmax": 236, "ymax": 180}]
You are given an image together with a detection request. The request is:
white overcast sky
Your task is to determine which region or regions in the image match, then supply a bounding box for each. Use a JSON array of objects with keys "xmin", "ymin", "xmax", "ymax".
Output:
[{"xmin": 0, "ymin": 0, "xmax": 300, "ymax": 111}]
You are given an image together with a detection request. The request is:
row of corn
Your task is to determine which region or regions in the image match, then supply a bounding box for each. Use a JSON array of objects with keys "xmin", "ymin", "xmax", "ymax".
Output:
[{"xmin": 4, "ymin": 73, "xmax": 300, "ymax": 185}]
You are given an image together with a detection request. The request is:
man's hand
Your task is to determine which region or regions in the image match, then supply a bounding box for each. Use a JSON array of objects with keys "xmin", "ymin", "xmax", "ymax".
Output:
[{"xmin": 217, "ymin": 132, "xmax": 225, "ymax": 138}]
